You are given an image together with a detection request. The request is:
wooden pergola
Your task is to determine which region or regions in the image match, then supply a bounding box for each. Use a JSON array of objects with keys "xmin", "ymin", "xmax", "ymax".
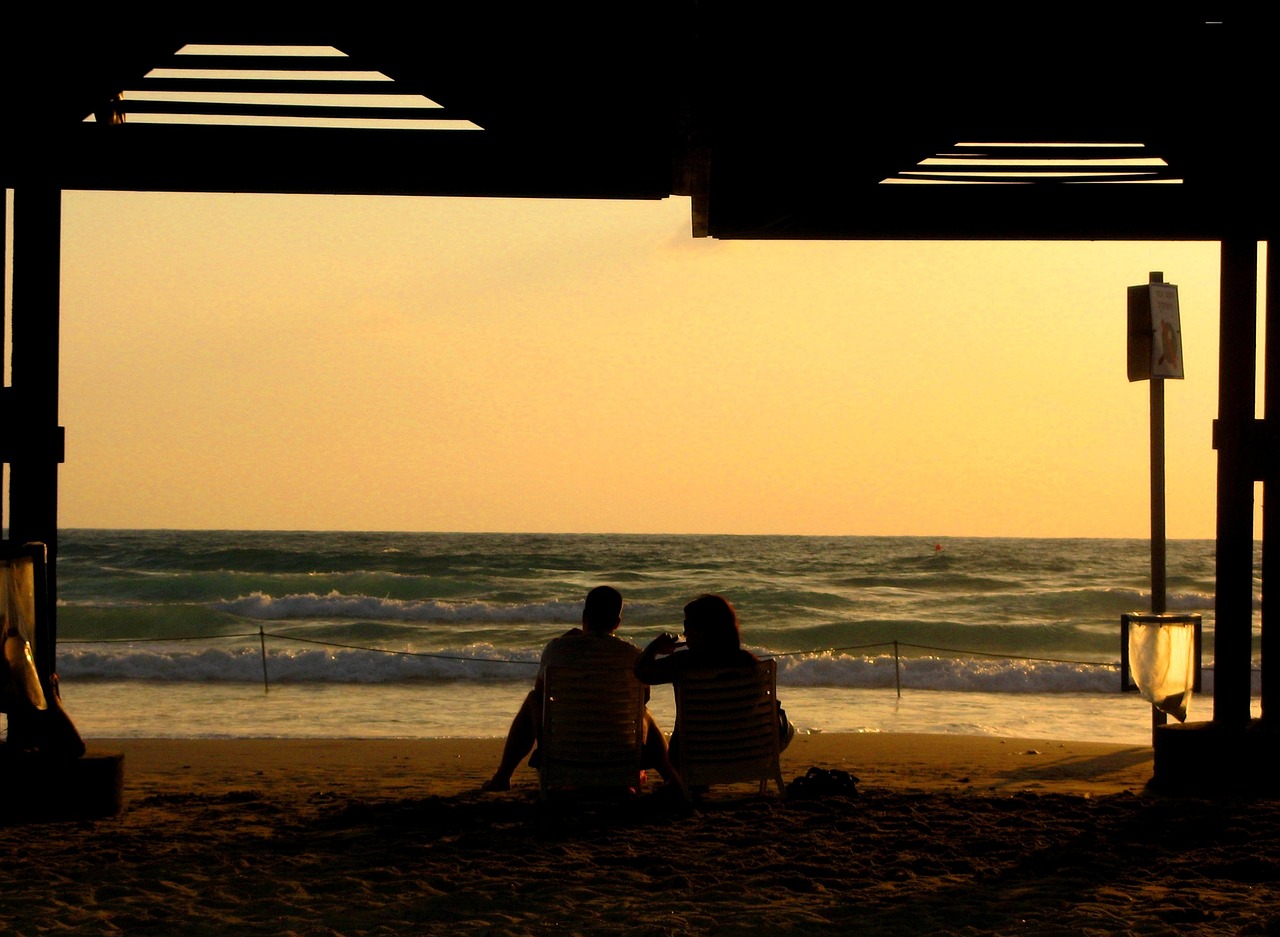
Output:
[{"xmin": 2, "ymin": 7, "xmax": 1273, "ymax": 789}]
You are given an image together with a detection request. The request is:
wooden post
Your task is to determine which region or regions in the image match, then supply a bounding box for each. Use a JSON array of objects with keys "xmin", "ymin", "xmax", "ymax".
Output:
[
  {"xmin": 6, "ymin": 186, "xmax": 63, "ymax": 678},
  {"xmin": 1264, "ymin": 243, "xmax": 1277, "ymax": 725},
  {"xmin": 893, "ymin": 640, "xmax": 901, "ymax": 698},
  {"xmin": 1213, "ymin": 239, "xmax": 1257, "ymax": 727},
  {"xmin": 1, "ymin": 189, "xmax": 6, "ymax": 538},
  {"xmin": 260, "ymin": 626, "xmax": 270, "ymax": 693}
]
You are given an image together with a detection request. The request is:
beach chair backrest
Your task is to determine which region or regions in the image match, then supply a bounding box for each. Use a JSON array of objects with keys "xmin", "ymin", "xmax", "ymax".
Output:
[
  {"xmin": 674, "ymin": 659, "xmax": 785, "ymax": 798},
  {"xmin": 539, "ymin": 666, "xmax": 646, "ymax": 798}
]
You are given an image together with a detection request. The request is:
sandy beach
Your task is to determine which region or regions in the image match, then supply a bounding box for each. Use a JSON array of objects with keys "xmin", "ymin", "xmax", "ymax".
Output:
[{"xmin": 2, "ymin": 734, "xmax": 1277, "ymax": 935}]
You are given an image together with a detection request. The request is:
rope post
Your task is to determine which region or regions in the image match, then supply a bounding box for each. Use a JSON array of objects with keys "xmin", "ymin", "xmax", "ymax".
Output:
[
  {"xmin": 893, "ymin": 640, "xmax": 902, "ymax": 698},
  {"xmin": 259, "ymin": 626, "xmax": 269, "ymax": 694}
]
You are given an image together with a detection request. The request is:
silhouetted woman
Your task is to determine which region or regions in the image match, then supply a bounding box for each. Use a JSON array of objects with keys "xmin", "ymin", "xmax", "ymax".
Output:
[{"xmin": 635, "ymin": 593, "xmax": 793, "ymax": 756}]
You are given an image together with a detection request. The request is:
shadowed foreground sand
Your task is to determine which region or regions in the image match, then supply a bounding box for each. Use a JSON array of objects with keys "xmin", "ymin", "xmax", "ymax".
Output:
[{"xmin": 2, "ymin": 734, "xmax": 1278, "ymax": 936}]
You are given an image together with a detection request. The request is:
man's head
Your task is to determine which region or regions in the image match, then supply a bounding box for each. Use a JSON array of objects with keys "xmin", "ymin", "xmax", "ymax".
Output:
[{"xmin": 582, "ymin": 585, "xmax": 624, "ymax": 634}]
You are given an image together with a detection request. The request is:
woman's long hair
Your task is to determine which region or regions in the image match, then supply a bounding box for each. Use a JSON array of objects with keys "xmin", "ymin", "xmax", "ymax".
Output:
[{"xmin": 682, "ymin": 593, "xmax": 742, "ymax": 653}]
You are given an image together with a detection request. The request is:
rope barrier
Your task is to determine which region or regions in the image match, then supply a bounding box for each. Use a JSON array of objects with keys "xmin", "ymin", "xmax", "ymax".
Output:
[
  {"xmin": 260, "ymin": 631, "xmax": 536, "ymax": 665},
  {"xmin": 769, "ymin": 641, "xmax": 1115, "ymax": 668},
  {"xmin": 61, "ymin": 630, "xmax": 1166, "ymax": 700},
  {"xmin": 63, "ymin": 631, "xmax": 1124, "ymax": 668},
  {"xmin": 63, "ymin": 626, "xmax": 1262, "ymax": 703},
  {"xmin": 772, "ymin": 641, "xmax": 891, "ymax": 657},
  {"xmin": 61, "ymin": 632, "xmax": 266, "ymax": 644},
  {"xmin": 894, "ymin": 643, "xmax": 1119, "ymax": 669}
]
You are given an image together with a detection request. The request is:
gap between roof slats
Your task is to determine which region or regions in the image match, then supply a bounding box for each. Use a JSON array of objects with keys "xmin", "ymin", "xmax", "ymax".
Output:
[{"xmin": 134, "ymin": 78, "xmax": 406, "ymax": 95}]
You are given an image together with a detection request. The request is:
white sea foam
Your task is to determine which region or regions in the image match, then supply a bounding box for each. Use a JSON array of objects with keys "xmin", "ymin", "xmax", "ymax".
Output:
[{"xmin": 214, "ymin": 591, "xmax": 581, "ymax": 622}]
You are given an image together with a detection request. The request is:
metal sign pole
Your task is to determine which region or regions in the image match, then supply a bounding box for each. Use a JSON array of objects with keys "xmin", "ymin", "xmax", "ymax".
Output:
[
  {"xmin": 1151, "ymin": 371, "xmax": 1166, "ymax": 616},
  {"xmin": 1150, "ymin": 366, "xmax": 1168, "ymax": 733},
  {"xmin": 1129, "ymin": 270, "xmax": 1184, "ymax": 734}
]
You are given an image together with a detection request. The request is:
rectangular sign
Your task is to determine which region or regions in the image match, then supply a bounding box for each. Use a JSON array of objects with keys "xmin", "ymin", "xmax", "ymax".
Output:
[
  {"xmin": 1127, "ymin": 280, "xmax": 1184, "ymax": 381},
  {"xmin": 1148, "ymin": 282, "xmax": 1184, "ymax": 379}
]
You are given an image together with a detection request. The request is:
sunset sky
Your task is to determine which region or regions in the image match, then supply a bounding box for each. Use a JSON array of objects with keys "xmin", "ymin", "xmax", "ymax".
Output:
[{"xmin": 52, "ymin": 191, "xmax": 1257, "ymax": 538}]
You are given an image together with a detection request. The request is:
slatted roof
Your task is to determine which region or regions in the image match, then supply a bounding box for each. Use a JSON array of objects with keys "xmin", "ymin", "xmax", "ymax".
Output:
[
  {"xmin": 3, "ymin": 7, "xmax": 1271, "ymax": 240},
  {"xmin": 86, "ymin": 44, "xmax": 484, "ymax": 132}
]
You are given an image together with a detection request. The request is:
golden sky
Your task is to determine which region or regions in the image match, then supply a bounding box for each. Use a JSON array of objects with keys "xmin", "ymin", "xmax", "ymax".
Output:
[{"xmin": 54, "ymin": 191, "xmax": 1253, "ymax": 537}]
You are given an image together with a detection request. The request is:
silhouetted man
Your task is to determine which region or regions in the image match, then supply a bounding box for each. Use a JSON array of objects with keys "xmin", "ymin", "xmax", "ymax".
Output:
[{"xmin": 481, "ymin": 585, "xmax": 676, "ymax": 791}]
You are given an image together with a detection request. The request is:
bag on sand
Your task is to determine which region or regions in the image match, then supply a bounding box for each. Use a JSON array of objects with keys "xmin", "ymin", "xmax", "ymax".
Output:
[{"xmin": 786, "ymin": 766, "xmax": 859, "ymax": 799}]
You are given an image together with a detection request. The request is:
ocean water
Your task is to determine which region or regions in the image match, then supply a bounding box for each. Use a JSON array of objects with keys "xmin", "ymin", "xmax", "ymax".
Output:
[{"xmin": 45, "ymin": 530, "xmax": 1262, "ymax": 745}]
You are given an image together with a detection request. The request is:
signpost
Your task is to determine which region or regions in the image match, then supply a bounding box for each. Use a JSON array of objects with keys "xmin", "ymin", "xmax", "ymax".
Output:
[
  {"xmin": 1125, "ymin": 272, "xmax": 1200, "ymax": 735},
  {"xmin": 1128, "ymin": 271, "xmax": 1185, "ymax": 617}
]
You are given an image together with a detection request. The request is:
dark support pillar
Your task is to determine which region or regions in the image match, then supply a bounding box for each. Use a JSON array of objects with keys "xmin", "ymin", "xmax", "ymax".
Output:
[
  {"xmin": 1214, "ymin": 239, "xmax": 1258, "ymax": 727},
  {"xmin": 1265, "ymin": 241, "xmax": 1276, "ymax": 724},
  {"xmin": 6, "ymin": 186, "xmax": 63, "ymax": 678},
  {"xmin": 1, "ymin": 189, "xmax": 6, "ymax": 536}
]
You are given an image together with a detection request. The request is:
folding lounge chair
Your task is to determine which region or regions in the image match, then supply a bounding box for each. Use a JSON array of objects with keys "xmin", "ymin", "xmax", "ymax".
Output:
[
  {"xmin": 539, "ymin": 665, "xmax": 647, "ymax": 800},
  {"xmin": 673, "ymin": 659, "xmax": 786, "ymax": 799}
]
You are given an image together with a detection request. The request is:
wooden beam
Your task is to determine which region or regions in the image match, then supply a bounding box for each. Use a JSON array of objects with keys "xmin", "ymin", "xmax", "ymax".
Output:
[
  {"xmin": 1214, "ymin": 238, "xmax": 1259, "ymax": 727},
  {"xmin": 12, "ymin": 125, "xmax": 675, "ymax": 200},
  {"xmin": 706, "ymin": 184, "xmax": 1275, "ymax": 242},
  {"xmin": 0, "ymin": 190, "xmax": 6, "ymax": 535},
  {"xmin": 7, "ymin": 186, "xmax": 63, "ymax": 675},
  {"xmin": 1266, "ymin": 242, "xmax": 1278, "ymax": 725}
]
